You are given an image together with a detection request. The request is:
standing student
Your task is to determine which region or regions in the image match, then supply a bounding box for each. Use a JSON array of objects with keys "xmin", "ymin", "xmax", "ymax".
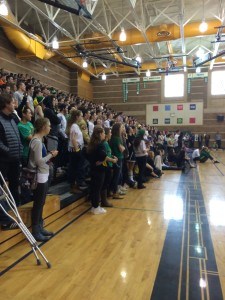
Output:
[
  {"xmin": 66, "ymin": 110, "xmax": 88, "ymax": 191},
  {"xmin": 87, "ymin": 126, "xmax": 117, "ymax": 214},
  {"xmin": 18, "ymin": 107, "xmax": 34, "ymax": 166},
  {"xmin": 28, "ymin": 118, "xmax": 58, "ymax": 242},
  {"xmin": 133, "ymin": 129, "xmax": 148, "ymax": 189},
  {"xmin": 110, "ymin": 123, "xmax": 125, "ymax": 199}
]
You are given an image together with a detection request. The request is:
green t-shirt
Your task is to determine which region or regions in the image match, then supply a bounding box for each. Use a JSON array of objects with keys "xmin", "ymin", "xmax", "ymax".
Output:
[
  {"xmin": 110, "ymin": 136, "xmax": 123, "ymax": 159},
  {"xmin": 103, "ymin": 141, "xmax": 113, "ymax": 167},
  {"xmin": 18, "ymin": 121, "xmax": 34, "ymax": 159}
]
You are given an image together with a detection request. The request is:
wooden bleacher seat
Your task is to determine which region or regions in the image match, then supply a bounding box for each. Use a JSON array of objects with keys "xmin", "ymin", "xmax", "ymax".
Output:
[{"xmin": 0, "ymin": 194, "xmax": 60, "ymax": 254}]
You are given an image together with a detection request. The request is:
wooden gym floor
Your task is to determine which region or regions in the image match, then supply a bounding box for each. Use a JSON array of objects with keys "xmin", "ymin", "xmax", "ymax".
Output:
[{"xmin": 1, "ymin": 151, "xmax": 225, "ymax": 300}]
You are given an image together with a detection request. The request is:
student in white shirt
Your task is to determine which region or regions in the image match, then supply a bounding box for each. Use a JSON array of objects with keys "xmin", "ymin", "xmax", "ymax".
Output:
[{"xmin": 66, "ymin": 110, "xmax": 87, "ymax": 191}]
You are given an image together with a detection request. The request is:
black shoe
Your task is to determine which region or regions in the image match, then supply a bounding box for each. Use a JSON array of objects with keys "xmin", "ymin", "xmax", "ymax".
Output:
[
  {"xmin": 40, "ymin": 227, "xmax": 54, "ymax": 236},
  {"xmin": 138, "ymin": 185, "xmax": 146, "ymax": 189},
  {"xmin": 33, "ymin": 232, "xmax": 50, "ymax": 242},
  {"xmin": 1, "ymin": 222, "xmax": 19, "ymax": 231},
  {"xmin": 214, "ymin": 160, "xmax": 220, "ymax": 164}
]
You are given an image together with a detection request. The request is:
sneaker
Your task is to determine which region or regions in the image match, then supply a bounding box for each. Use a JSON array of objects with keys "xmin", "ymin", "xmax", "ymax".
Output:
[
  {"xmin": 118, "ymin": 189, "xmax": 126, "ymax": 195},
  {"xmin": 213, "ymin": 160, "xmax": 220, "ymax": 164},
  {"xmin": 91, "ymin": 206, "xmax": 107, "ymax": 215},
  {"xmin": 78, "ymin": 183, "xmax": 88, "ymax": 190},
  {"xmin": 100, "ymin": 207, "xmax": 107, "ymax": 213},
  {"xmin": 190, "ymin": 163, "xmax": 196, "ymax": 168},
  {"xmin": 138, "ymin": 185, "xmax": 146, "ymax": 189},
  {"xmin": 120, "ymin": 186, "xmax": 128, "ymax": 191},
  {"xmin": 113, "ymin": 193, "xmax": 124, "ymax": 199},
  {"xmin": 1, "ymin": 222, "xmax": 19, "ymax": 231}
]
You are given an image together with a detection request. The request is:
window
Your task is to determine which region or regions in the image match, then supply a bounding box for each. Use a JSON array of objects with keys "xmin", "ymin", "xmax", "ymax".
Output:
[
  {"xmin": 164, "ymin": 74, "xmax": 184, "ymax": 98},
  {"xmin": 211, "ymin": 71, "xmax": 225, "ymax": 95}
]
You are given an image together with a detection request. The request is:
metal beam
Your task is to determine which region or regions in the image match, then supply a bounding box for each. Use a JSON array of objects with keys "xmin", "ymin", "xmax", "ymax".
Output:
[
  {"xmin": 18, "ymin": 7, "xmax": 32, "ymax": 26},
  {"xmin": 179, "ymin": 0, "xmax": 187, "ymax": 71},
  {"xmin": 22, "ymin": 0, "xmax": 75, "ymax": 40},
  {"xmin": 35, "ymin": 10, "xmax": 47, "ymax": 42},
  {"xmin": 128, "ymin": 0, "xmax": 155, "ymax": 57}
]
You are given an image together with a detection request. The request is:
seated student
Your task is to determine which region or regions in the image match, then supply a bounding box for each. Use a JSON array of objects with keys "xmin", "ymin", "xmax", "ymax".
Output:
[
  {"xmin": 154, "ymin": 150, "xmax": 163, "ymax": 174},
  {"xmin": 199, "ymin": 147, "xmax": 219, "ymax": 163},
  {"xmin": 145, "ymin": 151, "xmax": 161, "ymax": 177},
  {"xmin": 192, "ymin": 148, "xmax": 200, "ymax": 164}
]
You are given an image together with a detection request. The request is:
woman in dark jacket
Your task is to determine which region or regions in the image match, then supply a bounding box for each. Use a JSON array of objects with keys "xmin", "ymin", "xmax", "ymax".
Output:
[
  {"xmin": 43, "ymin": 96, "xmax": 61, "ymax": 151},
  {"xmin": 87, "ymin": 126, "xmax": 117, "ymax": 214}
]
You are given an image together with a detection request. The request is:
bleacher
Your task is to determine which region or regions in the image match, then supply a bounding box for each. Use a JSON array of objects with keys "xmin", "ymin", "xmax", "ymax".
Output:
[{"xmin": 0, "ymin": 182, "xmax": 89, "ymax": 255}]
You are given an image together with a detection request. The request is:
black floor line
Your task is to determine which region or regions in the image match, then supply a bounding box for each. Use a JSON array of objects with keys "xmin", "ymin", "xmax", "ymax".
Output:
[
  {"xmin": 150, "ymin": 168, "xmax": 224, "ymax": 300},
  {"xmin": 213, "ymin": 163, "xmax": 224, "ymax": 176},
  {"xmin": 0, "ymin": 207, "xmax": 91, "ymax": 277}
]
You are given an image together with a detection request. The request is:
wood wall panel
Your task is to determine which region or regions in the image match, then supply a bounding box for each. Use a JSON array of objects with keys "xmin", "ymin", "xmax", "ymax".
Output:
[
  {"xmin": 77, "ymin": 77, "xmax": 93, "ymax": 100},
  {"xmin": 0, "ymin": 30, "xmax": 72, "ymax": 92}
]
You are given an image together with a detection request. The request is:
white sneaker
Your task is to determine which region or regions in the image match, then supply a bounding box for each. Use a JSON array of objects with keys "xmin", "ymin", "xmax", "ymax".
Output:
[
  {"xmin": 120, "ymin": 185, "xmax": 128, "ymax": 191},
  {"xmin": 92, "ymin": 206, "xmax": 107, "ymax": 215},
  {"xmin": 100, "ymin": 207, "xmax": 107, "ymax": 213},
  {"xmin": 118, "ymin": 189, "xmax": 126, "ymax": 195}
]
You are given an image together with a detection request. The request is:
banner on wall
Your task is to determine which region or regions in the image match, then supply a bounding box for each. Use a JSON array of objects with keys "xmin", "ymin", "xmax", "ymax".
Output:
[
  {"xmin": 143, "ymin": 76, "xmax": 162, "ymax": 82},
  {"xmin": 188, "ymin": 72, "xmax": 208, "ymax": 79},
  {"xmin": 146, "ymin": 102, "xmax": 203, "ymax": 126},
  {"xmin": 122, "ymin": 78, "xmax": 140, "ymax": 83}
]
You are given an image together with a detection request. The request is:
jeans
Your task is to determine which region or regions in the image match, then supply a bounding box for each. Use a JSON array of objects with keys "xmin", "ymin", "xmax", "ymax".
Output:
[
  {"xmin": 90, "ymin": 169, "xmax": 106, "ymax": 208},
  {"xmin": 68, "ymin": 150, "xmax": 86, "ymax": 186},
  {"xmin": 0, "ymin": 160, "xmax": 20, "ymax": 206},
  {"xmin": 32, "ymin": 181, "xmax": 48, "ymax": 227},
  {"xmin": 111, "ymin": 158, "xmax": 123, "ymax": 193},
  {"xmin": 136, "ymin": 156, "xmax": 147, "ymax": 188}
]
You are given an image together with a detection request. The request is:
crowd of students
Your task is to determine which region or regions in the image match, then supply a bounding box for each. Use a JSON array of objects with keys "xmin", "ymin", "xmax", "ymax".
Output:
[{"xmin": 0, "ymin": 69, "xmax": 220, "ymax": 242}]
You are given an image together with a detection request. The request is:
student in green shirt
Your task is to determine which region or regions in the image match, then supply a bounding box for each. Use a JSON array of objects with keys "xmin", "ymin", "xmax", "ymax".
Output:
[
  {"xmin": 199, "ymin": 147, "xmax": 219, "ymax": 163},
  {"xmin": 110, "ymin": 122, "xmax": 125, "ymax": 199},
  {"xmin": 18, "ymin": 107, "xmax": 34, "ymax": 165}
]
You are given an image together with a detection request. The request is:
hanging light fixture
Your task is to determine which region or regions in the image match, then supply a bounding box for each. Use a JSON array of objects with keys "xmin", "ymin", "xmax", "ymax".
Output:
[
  {"xmin": 146, "ymin": 70, "xmax": 151, "ymax": 77},
  {"xmin": 196, "ymin": 67, "xmax": 201, "ymax": 73},
  {"xmin": 199, "ymin": 20, "xmax": 208, "ymax": 33},
  {"xmin": 82, "ymin": 59, "xmax": 88, "ymax": 68},
  {"xmin": 102, "ymin": 73, "xmax": 106, "ymax": 80},
  {"xmin": 196, "ymin": 48, "xmax": 204, "ymax": 58},
  {"xmin": 119, "ymin": 27, "xmax": 127, "ymax": 42},
  {"xmin": 199, "ymin": 0, "xmax": 208, "ymax": 33},
  {"xmin": 52, "ymin": 37, "xmax": 59, "ymax": 49},
  {"xmin": 0, "ymin": 0, "xmax": 8, "ymax": 16},
  {"xmin": 136, "ymin": 54, "xmax": 142, "ymax": 63}
]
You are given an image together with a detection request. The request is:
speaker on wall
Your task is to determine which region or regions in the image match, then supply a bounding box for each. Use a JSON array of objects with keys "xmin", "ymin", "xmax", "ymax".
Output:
[{"xmin": 217, "ymin": 115, "xmax": 224, "ymax": 122}]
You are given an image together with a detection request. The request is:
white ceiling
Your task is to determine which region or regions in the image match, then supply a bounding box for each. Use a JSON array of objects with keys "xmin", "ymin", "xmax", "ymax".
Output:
[{"xmin": 3, "ymin": 0, "xmax": 225, "ymax": 76}]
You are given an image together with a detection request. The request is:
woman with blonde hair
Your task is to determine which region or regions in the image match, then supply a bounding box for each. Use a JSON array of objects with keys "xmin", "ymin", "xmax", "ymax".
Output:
[{"xmin": 28, "ymin": 117, "xmax": 58, "ymax": 241}]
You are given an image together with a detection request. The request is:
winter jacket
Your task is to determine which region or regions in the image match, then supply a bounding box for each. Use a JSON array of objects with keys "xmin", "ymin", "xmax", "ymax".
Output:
[{"xmin": 0, "ymin": 112, "xmax": 23, "ymax": 162}]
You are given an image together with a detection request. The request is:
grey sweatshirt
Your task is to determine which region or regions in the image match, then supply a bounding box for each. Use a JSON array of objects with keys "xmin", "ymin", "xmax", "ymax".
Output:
[{"xmin": 28, "ymin": 138, "xmax": 52, "ymax": 174}]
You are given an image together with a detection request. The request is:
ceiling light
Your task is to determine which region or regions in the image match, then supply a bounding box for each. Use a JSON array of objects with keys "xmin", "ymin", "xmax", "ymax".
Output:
[
  {"xmin": 119, "ymin": 27, "xmax": 127, "ymax": 42},
  {"xmin": 146, "ymin": 70, "xmax": 151, "ymax": 77},
  {"xmin": 136, "ymin": 54, "xmax": 142, "ymax": 63},
  {"xmin": 52, "ymin": 37, "xmax": 59, "ymax": 49},
  {"xmin": 0, "ymin": 1, "xmax": 8, "ymax": 16},
  {"xmin": 199, "ymin": 20, "xmax": 208, "ymax": 33},
  {"xmin": 196, "ymin": 67, "xmax": 201, "ymax": 73},
  {"xmin": 102, "ymin": 73, "xmax": 106, "ymax": 80},
  {"xmin": 82, "ymin": 60, "xmax": 88, "ymax": 68},
  {"xmin": 196, "ymin": 48, "xmax": 204, "ymax": 58}
]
